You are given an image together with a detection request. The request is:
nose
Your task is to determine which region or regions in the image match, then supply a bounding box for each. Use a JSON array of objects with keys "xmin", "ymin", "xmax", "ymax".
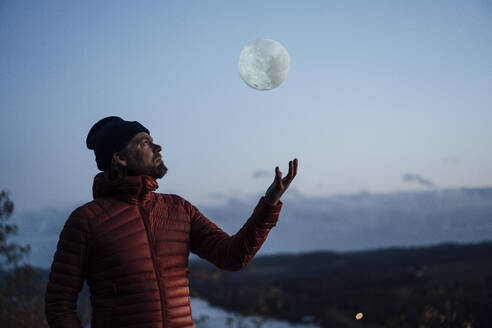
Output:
[{"xmin": 152, "ymin": 143, "xmax": 162, "ymax": 153}]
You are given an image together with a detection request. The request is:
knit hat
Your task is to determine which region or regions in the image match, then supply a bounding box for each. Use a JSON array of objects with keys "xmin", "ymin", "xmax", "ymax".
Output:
[{"xmin": 86, "ymin": 116, "xmax": 150, "ymax": 171}]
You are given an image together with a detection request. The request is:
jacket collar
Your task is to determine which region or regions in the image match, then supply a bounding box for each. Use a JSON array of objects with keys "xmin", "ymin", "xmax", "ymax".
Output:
[{"xmin": 92, "ymin": 172, "xmax": 159, "ymax": 204}]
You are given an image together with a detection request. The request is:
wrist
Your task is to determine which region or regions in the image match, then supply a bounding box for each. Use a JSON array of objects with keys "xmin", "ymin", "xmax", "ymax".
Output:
[{"xmin": 263, "ymin": 195, "xmax": 279, "ymax": 206}]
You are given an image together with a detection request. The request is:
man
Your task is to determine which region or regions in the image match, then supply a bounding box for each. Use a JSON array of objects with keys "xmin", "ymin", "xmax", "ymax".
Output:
[{"xmin": 45, "ymin": 116, "xmax": 298, "ymax": 328}]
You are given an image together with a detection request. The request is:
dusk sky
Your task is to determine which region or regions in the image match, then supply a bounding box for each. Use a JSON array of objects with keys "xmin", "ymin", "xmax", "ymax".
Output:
[
  {"xmin": 1, "ymin": 2, "xmax": 492, "ymax": 266},
  {"xmin": 2, "ymin": 1, "xmax": 492, "ymax": 211}
]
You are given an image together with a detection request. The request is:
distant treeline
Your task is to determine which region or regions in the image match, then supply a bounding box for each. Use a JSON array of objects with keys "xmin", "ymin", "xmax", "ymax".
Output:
[{"xmin": 189, "ymin": 242, "xmax": 492, "ymax": 328}]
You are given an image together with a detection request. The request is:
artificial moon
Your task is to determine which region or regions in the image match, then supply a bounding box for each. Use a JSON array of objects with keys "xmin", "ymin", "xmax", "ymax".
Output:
[{"xmin": 238, "ymin": 39, "xmax": 290, "ymax": 90}]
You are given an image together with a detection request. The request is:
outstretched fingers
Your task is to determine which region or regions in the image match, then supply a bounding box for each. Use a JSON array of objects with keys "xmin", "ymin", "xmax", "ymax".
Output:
[
  {"xmin": 286, "ymin": 160, "xmax": 293, "ymax": 180},
  {"xmin": 284, "ymin": 158, "xmax": 298, "ymax": 184}
]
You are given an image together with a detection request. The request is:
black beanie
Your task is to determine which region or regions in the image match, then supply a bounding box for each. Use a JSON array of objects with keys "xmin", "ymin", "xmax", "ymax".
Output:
[{"xmin": 86, "ymin": 116, "xmax": 150, "ymax": 171}]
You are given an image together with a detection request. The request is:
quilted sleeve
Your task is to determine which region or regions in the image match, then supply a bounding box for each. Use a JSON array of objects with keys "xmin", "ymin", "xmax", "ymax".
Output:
[
  {"xmin": 189, "ymin": 196, "xmax": 282, "ymax": 271},
  {"xmin": 45, "ymin": 208, "xmax": 90, "ymax": 328}
]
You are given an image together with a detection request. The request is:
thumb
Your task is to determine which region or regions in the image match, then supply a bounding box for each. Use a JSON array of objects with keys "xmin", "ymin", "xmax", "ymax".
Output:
[{"xmin": 275, "ymin": 166, "xmax": 282, "ymax": 180}]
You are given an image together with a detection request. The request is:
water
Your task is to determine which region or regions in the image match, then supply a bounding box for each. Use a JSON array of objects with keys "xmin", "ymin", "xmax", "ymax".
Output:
[{"xmin": 190, "ymin": 297, "xmax": 319, "ymax": 328}]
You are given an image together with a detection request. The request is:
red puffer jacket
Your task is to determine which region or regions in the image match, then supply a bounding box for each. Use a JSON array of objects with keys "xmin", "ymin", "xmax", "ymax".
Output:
[{"xmin": 45, "ymin": 173, "xmax": 282, "ymax": 328}]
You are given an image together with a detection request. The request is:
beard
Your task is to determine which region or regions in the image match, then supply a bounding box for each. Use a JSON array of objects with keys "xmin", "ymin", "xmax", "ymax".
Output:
[{"xmin": 126, "ymin": 154, "xmax": 168, "ymax": 179}]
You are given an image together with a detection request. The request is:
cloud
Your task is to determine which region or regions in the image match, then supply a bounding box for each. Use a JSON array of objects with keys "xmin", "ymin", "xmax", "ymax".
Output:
[
  {"xmin": 402, "ymin": 173, "xmax": 434, "ymax": 188},
  {"xmin": 252, "ymin": 170, "xmax": 270, "ymax": 179},
  {"xmin": 197, "ymin": 187, "xmax": 492, "ymax": 255},
  {"xmin": 442, "ymin": 156, "xmax": 460, "ymax": 165},
  {"xmin": 207, "ymin": 192, "xmax": 229, "ymax": 200},
  {"xmin": 10, "ymin": 206, "xmax": 72, "ymax": 268},
  {"xmin": 9, "ymin": 187, "xmax": 492, "ymax": 269}
]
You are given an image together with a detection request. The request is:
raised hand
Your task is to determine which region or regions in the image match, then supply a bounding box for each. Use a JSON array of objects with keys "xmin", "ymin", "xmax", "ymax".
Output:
[{"xmin": 264, "ymin": 158, "xmax": 298, "ymax": 205}]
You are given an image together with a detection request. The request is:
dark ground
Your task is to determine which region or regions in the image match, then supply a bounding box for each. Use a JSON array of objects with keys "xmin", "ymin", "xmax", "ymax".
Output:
[
  {"xmin": 1, "ymin": 242, "xmax": 491, "ymax": 328},
  {"xmin": 189, "ymin": 242, "xmax": 492, "ymax": 328}
]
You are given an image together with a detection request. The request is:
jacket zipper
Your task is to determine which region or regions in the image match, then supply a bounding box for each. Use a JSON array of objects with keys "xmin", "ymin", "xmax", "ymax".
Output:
[{"xmin": 137, "ymin": 185, "xmax": 167, "ymax": 328}]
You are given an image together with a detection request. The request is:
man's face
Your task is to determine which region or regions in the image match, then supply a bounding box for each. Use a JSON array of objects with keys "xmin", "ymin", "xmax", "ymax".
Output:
[{"xmin": 121, "ymin": 132, "xmax": 168, "ymax": 179}]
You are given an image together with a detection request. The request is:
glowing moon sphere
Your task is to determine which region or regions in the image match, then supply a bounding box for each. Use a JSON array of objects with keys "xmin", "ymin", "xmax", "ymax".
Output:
[{"xmin": 238, "ymin": 39, "xmax": 290, "ymax": 90}]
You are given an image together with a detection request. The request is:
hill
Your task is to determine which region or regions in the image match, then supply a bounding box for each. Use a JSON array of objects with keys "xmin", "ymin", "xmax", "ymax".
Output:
[
  {"xmin": 2, "ymin": 242, "xmax": 490, "ymax": 327},
  {"xmin": 189, "ymin": 242, "xmax": 492, "ymax": 328}
]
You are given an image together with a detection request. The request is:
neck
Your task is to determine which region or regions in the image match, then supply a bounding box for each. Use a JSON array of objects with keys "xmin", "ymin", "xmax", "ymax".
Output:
[{"xmin": 104, "ymin": 166, "xmax": 128, "ymax": 180}]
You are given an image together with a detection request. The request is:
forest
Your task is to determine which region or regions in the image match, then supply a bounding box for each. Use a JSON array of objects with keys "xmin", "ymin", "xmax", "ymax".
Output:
[
  {"xmin": 1, "ymin": 190, "xmax": 491, "ymax": 327},
  {"xmin": 188, "ymin": 242, "xmax": 492, "ymax": 328}
]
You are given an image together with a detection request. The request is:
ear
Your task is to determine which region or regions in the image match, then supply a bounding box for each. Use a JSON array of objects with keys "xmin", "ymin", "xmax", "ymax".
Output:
[{"xmin": 112, "ymin": 152, "xmax": 127, "ymax": 167}]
